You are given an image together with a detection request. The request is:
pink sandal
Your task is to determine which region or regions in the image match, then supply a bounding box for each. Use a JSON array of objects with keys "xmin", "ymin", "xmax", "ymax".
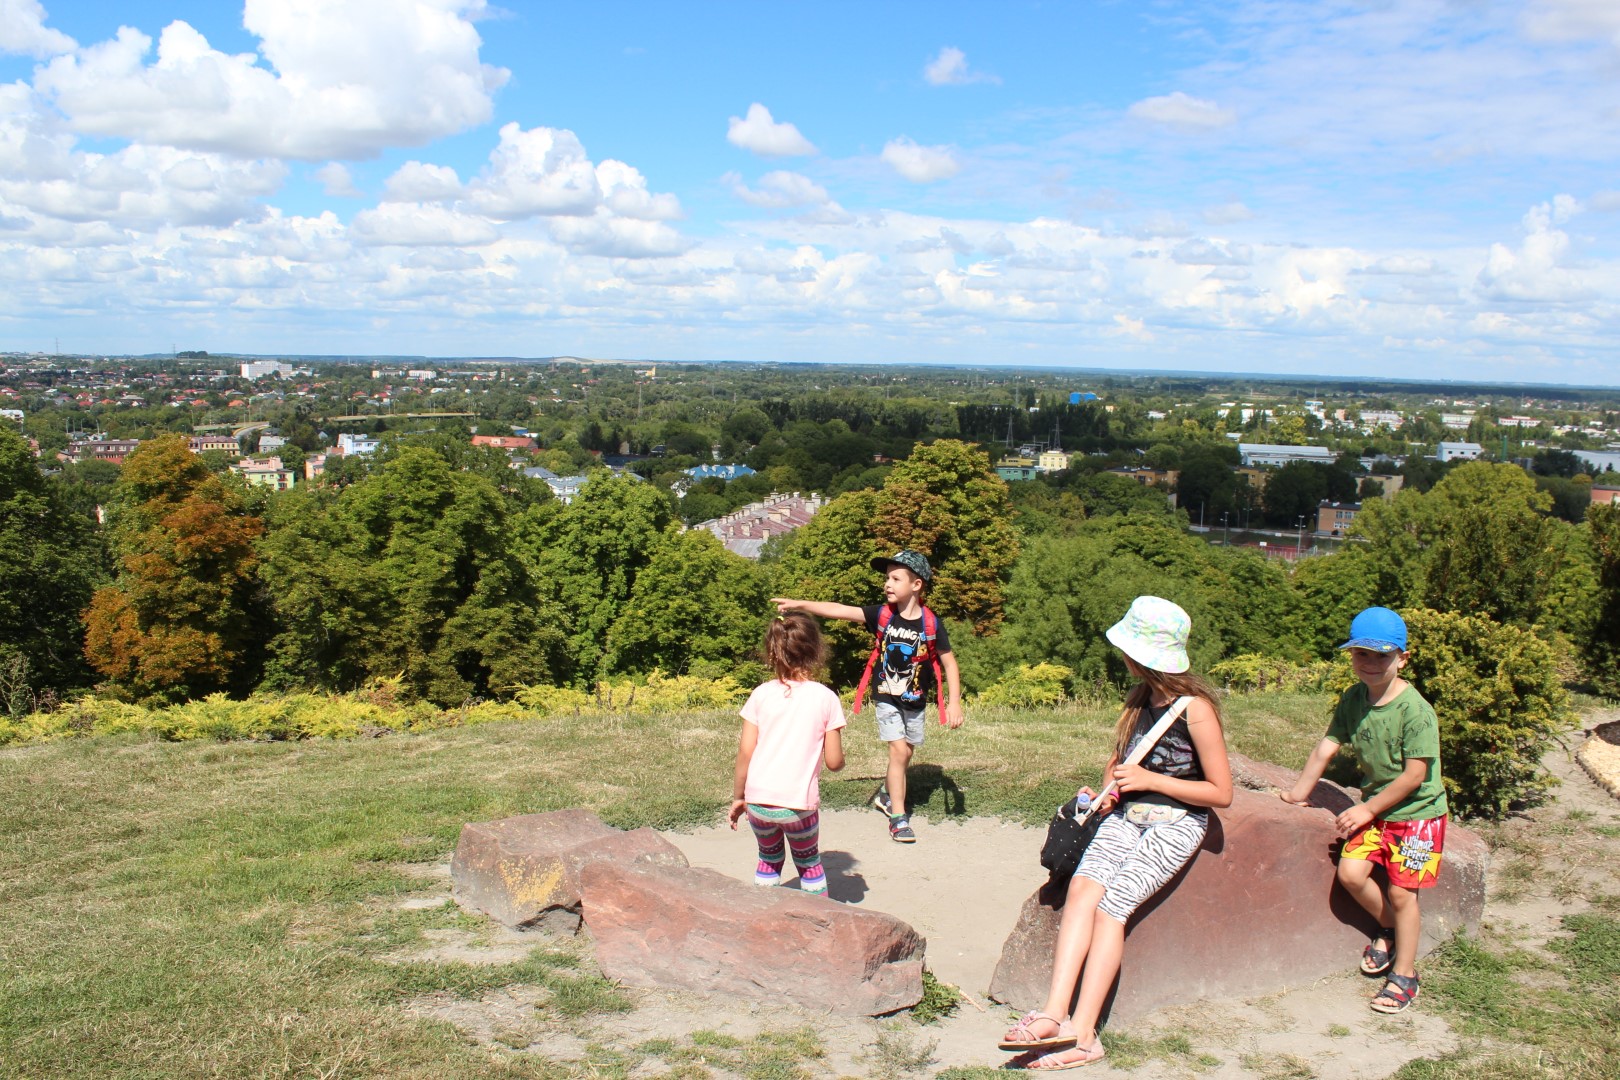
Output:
[
  {"xmin": 1026, "ymin": 1038, "xmax": 1107, "ymax": 1071},
  {"xmin": 999, "ymin": 1010, "xmax": 1077, "ymax": 1051}
]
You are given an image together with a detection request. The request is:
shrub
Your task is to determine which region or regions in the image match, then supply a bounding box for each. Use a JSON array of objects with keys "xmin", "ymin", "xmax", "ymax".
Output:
[
  {"xmin": 1209, "ymin": 653, "xmax": 1348, "ymax": 694},
  {"xmin": 973, "ymin": 663, "xmax": 1073, "ymax": 708},
  {"xmin": 1402, "ymin": 607, "xmax": 1571, "ymax": 818}
]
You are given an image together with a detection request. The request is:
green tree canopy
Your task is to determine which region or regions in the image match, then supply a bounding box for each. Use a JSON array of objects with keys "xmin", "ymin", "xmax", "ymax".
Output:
[
  {"xmin": 259, "ymin": 446, "xmax": 562, "ymax": 704},
  {"xmin": 0, "ymin": 429, "xmax": 105, "ymax": 700}
]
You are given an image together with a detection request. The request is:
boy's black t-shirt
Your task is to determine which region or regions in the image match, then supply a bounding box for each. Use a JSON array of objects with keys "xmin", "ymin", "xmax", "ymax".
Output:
[{"xmin": 862, "ymin": 603, "xmax": 952, "ymax": 708}]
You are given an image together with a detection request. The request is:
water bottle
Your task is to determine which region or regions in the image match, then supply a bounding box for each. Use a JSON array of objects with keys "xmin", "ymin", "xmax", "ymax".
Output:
[{"xmin": 1075, "ymin": 791, "xmax": 1092, "ymax": 813}]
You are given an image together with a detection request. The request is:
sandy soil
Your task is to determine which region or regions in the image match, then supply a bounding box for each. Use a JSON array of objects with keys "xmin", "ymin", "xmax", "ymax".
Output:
[{"xmin": 404, "ymin": 717, "xmax": 1620, "ymax": 1078}]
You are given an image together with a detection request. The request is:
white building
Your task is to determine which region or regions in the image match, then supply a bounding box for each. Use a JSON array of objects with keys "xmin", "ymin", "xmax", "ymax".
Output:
[
  {"xmin": 1435, "ymin": 441, "xmax": 1484, "ymax": 462},
  {"xmin": 336, "ymin": 432, "xmax": 381, "ymax": 456},
  {"xmin": 240, "ymin": 360, "xmax": 294, "ymax": 379},
  {"xmin": 1237, "ymin": 443, "xmax": 1336, "ymax": 468}
]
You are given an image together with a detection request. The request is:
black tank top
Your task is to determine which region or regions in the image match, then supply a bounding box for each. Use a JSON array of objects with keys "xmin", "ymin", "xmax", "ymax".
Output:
[{"xmin": 1121, "ymin": 699, "xmax": 1205, "ymax": 814}]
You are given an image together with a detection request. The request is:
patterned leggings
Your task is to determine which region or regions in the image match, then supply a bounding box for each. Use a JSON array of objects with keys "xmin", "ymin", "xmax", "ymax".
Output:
[
  {"xmin": 745, "ymin": 804, "xmax": 823, "ymax": 876},
  {"xmin": 1075, "ymin": 811, "xmax": 1208, "ymax": 923}
]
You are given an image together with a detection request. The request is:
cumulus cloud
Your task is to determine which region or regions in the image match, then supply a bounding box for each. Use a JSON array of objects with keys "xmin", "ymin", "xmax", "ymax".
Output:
[
  {"xmin": 1111, "ymin": 313, "xmax": 1154, "ymax": 341},
  {"xmin": 728, "ymin": 170, "xmax": 831, "ymax": 208},
  {"xmin": 464, "ymin": 124, "xmax": 680, "ymax": 222},
  {"xmin": 34, "ymin": 0, "xmax": 509, "ymax": 160},
  {"xmin": 882, "ymin": 137, "xmax": 960, "ymax": 183},
  {"xmin": 1, "ymin": 0, "xmax": 75, "ymax": 57},
  {"xmin": 549, "ymin": 212, "xmax": 689, "ymax": 258},
  {"xmin": 726, "ymin": 103, "xmax": 816, "ymax": 157},
  {"xmin": 1171, "ymin": 238, "xmax": 1251, "ymax": 265},
  {"xmin": 385, "ymin": 161, "xmax": 463, "ymax": 203},
  {"xmin": 923, "ymin": 46, "xmax": 999, "ymax": 86},
  {"xmin": 1128, "ymin": 91, "xmax": 1236, "ymax": 131},
  {"xmin": 349, "ymin": 202, "xmax": 498, "ymax": 246},
  {"xmin": 315, "ymin": 163, "xmax": 360, "ymax": 197},
  {"xmin": 1475, "ymin": 195, "xmax": 1591, "ymax": 302}
]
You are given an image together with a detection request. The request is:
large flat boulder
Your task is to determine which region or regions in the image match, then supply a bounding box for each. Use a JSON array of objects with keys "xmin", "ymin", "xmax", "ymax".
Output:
[
  {"xmin": 581, "ymin": 860, "xmax": 926, "ymax": 1016},
  {"xmin": 451, "ymin": 809, "xmax": 688, "ymax": 930},
  {"xmin": 989, "ymin": 753, "xmax": 1487, "ymax": 1024}
]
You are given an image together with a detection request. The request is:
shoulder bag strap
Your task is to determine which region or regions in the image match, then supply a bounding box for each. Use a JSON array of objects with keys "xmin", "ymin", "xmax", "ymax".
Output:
[{"xmin": 1081, "ymin": 695, "xmax": 1195, "ymax": 821}]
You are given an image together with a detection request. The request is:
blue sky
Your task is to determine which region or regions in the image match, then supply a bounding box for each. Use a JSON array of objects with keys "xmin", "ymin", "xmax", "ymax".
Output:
[{"xmin": 2, "ymin": 1, "xmax": 1619, "ymax": 384}]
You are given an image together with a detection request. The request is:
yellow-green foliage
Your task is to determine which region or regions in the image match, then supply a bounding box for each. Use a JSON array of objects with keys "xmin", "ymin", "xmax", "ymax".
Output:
[
  {"xmin": 0, "ymin": 672, "xmax": 749, "ymax": 746},
  {"xmin": 974, "ymin": 662, "xmax": 1074, "ymax": 707},
  {"xmin": 1210, "ymin": 653, "xmax": 1349, "ymax": 694}
]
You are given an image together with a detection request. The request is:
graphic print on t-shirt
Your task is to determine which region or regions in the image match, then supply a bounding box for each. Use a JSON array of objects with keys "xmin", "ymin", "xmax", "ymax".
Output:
[{"xmin": 877, "ymin": 622, "xmax": 926, "ymax": 702}]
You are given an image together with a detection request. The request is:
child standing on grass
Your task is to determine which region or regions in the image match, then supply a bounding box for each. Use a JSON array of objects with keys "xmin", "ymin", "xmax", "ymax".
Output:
[
  {"xmin": 1281, "ymin": 606, "xmax": 1448, "ymax": 1015},
  {"xmin": 729, "ymin": 611, "xmax": 847, "ymax": 896},
  {"xmin": 999, "ymin": 596, "xmax": 1231, "ymax": 1071},
  {"xmin": 772, "ymin": 549, "xmax": 963, "ymax": 844}
]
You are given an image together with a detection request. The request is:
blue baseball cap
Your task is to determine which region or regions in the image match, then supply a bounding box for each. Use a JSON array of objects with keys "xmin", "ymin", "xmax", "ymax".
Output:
[{"xmin": 1339, "ymin": 607, "xmax": 1407, "ymax": 653}]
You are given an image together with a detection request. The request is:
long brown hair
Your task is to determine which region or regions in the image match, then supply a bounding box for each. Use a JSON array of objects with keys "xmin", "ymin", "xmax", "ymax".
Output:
[
  {"xmin": 764, "ymin": 611, "xmax": 825, "ymax": 682},
  {"xmin": 1112, "ymin": 659, "xmax": 1222, "ymax": 761}
]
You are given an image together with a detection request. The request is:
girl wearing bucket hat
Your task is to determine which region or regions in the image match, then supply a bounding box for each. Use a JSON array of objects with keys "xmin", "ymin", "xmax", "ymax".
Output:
[{"xmin": 1000, "ymin": 596, "xmax": 1231, "ymax": 1070}]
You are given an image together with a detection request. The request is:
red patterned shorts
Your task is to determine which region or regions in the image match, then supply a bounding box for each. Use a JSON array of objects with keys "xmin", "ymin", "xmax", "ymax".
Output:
[{"xmin": 1341, "ymin": 814, "xmax": 1447, "ymax": 890}]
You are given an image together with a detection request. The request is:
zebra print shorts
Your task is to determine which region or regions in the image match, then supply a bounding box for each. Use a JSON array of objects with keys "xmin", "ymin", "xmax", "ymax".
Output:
[{"xmin": 1075, "ymin": 810, "xmax": 1208, "ymax": 923}]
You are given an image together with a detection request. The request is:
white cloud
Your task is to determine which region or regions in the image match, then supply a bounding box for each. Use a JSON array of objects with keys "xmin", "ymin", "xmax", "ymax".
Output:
[
  {"xmin": 0, "ymin": 0, "xmax": 75, "ymax": 57},
  {"xmin": 314, "ymin": 163, "xmax": 359, "ymax": 197},
  {"xmin": 1202, "ymin": 201, "xmax": 1253, "ymax": 224},
  {"xmin": 349, "ymin": 202, "xmax": 498, "ymax": 246},
  {"xmin": 726, "ymin": 103, "xmax": 816, "ymax": 157},
  {"xmin": 1474, "ymin": 195, "xmax": 1591, "ymax": 302},
  {"xmin": 548, "ymin": 212, "xmax": 689, "ymax": 258},
  {"xmin": 464, "ymin": 124, "xmax": 680, "ymax": 223},
  {"xmin": 1127, "ymin": 91, "xmax": 1236, "ymax": 131},
  {"xmin": 1522, "ymin": 0, "xmax": 1620, "ymax": 47},
  {"xmin": 34, "ymin": 0, "xmax": 509, "ymax": 161},
  {"xmin": 1172, "ymin": 238, "xmax": 1252, "ymax": 266},
  {"xmin": 1111, "ymin": 313, "xmax": 1153, "ymax": 341},
  {"xmin": 384, "ymin": 161, "xmax": 463, "ymax": 203},
  {"xmin": 923, "ymin": 46, "xmax": 999, "ymax": 86},
  {"xmin": 728, "ymin": 170, "xmax": 831, "ymax": 208},
  {"xmin": 882, "ymin": 137, "xmax": 960, "ymax": 183}
]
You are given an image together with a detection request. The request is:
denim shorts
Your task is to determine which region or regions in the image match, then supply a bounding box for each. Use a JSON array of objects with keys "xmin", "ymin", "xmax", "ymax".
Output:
[{"xmin": 875, "ymin": 701, "xmax": 925, "ymax": 746}]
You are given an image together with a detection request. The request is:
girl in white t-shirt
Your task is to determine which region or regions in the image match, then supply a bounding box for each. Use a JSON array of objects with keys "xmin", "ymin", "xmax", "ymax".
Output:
[{"xmin": 729, "ymin": 612, "xmax": 847, "ymax": 895}]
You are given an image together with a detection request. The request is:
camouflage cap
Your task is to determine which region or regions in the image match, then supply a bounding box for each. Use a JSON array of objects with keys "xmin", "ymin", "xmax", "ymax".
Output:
[{"xmin": 870, "ymin": 549, "xmax": 932, "ymax": 584}]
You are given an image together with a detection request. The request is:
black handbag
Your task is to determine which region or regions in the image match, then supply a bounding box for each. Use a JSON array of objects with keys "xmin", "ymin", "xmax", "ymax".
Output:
[{"xmin": 1040, "ymin": 796, "xmax": 1102, "ymax": 881}]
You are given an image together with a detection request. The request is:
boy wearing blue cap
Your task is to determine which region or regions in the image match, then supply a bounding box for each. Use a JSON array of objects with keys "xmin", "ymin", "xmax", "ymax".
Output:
[
  {"xmin": 1282, "ymin": 606, "xmax": 1448, "ymax": 1015},
  {"xmin": 773, "ymin": 550, "xmax": 963, "ymax": 843}
]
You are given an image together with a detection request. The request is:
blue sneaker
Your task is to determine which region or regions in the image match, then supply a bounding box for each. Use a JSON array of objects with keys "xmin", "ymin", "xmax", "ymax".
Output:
[{"xmin": 889, "ymin": 815, "xmax": 916, "ymax": 843}]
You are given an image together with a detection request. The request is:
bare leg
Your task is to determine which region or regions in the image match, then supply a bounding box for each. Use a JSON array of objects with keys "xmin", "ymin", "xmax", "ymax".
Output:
[
  {"xmin": 1041, "ymin": 875, "xmax": 1107, "ymax": 1018},
  {"xmin": 1337, "ymin": 857, "xmax": 1393, "ymax": 926},
  {"xmin": 886, "ymin": 739, "xmax": 914, "ymax": 815},
  {"xmin": 1069, "ymin": 908, "xmax": 1126, "ymax": 1042},
  {"xmin": 1386, "ymin": 884, "xmax": 1421, "ymax": 978}
]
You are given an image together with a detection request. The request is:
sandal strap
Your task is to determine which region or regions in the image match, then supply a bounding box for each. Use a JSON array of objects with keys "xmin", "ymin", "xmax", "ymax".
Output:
[{"xmin": 1373, "ymin": 972, "xmax": 1419, "ymax": 1005}]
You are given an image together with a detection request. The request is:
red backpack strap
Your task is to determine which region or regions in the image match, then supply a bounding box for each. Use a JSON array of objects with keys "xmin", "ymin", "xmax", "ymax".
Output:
[
  {"xmin": 851, "ymin": 604, "xmax": 893, "ymax": 714},
  {"xmin": 921, "ymin": 606, "xmax": 946, "ymax": 724}
]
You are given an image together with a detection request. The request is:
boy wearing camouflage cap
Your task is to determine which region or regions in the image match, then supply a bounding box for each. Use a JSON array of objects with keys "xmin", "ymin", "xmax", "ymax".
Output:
[{"xmin": 773, "ymin": 549, "xmax": 963, "ymax": 843}]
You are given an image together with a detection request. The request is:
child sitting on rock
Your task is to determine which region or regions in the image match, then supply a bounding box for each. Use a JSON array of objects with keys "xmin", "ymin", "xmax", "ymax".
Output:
[
  {"xmin": 999, "ymin": 596, "xmax": 1231, "ymax": 1070},
  {"xmin": 1282, "ymin": 606, "xmax": 1448, "ymax": 1014},
  {"xmin": 729, "ymin": 611, "xmax": 847, "ymax": 896}
]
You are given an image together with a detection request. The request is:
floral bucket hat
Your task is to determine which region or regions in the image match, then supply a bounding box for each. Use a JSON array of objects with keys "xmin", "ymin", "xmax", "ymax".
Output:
[{"xmin": 1105, "ymin": 596, "xmax": 1191, "ymax": 674}]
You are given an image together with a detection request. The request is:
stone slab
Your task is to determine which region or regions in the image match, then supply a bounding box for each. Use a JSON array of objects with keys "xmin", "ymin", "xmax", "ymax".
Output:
[{"xmin": 581, "ymin": 860, "xmax": 926, "ymax": 1016}]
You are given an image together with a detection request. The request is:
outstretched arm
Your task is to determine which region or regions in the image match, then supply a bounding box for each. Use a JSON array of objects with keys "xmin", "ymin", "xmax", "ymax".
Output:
[
  {"xmin": 1281, "ymin": 737, "xmax": 1340, "ymax": 805},
  {"xmin": 771, "ymin": 597, "xmax": 866, "ymax": 623}
]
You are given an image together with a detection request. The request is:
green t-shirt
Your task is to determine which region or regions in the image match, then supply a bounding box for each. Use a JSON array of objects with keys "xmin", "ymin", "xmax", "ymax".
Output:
[{"xmin": 1325, "ymin": 683, "xmax": 1448, "ymax": 822}]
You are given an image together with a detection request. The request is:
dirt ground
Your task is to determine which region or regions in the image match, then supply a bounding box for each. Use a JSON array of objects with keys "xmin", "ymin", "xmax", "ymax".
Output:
[{"xmin": 406, "ymin": 714, "xmax": 1620, "ymax": 1078}]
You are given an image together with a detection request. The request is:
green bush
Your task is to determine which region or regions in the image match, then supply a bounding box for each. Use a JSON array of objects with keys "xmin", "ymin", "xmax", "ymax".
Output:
[
  {"xmin": 973, "ymin": 662, "xmax": 1073, "ymax": 708},
  {"xmin": 1209, "ymin": 653, "xmax": 1348, "ymax": 694},
  {"xmin": 1402, "ymin": 607, "xmax": 1572, "ymax": 818},
  {"xmin": 0, "ymin": 673, "xmax": 751, "ymax": 746}
]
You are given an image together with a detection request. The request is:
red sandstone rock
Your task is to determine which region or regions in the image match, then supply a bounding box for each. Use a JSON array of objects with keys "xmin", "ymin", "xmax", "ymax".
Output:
[
  {"xmin": 581, "ymin": 860, "xmax": 926, "ymax": 1016},
  {"xmin": 450, "ymin": 809, "xmax": 687, "ymax": 930},
  {"xmin": 989, "ymin": 754, "xmax": 1487, "ymax": 1023}
]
